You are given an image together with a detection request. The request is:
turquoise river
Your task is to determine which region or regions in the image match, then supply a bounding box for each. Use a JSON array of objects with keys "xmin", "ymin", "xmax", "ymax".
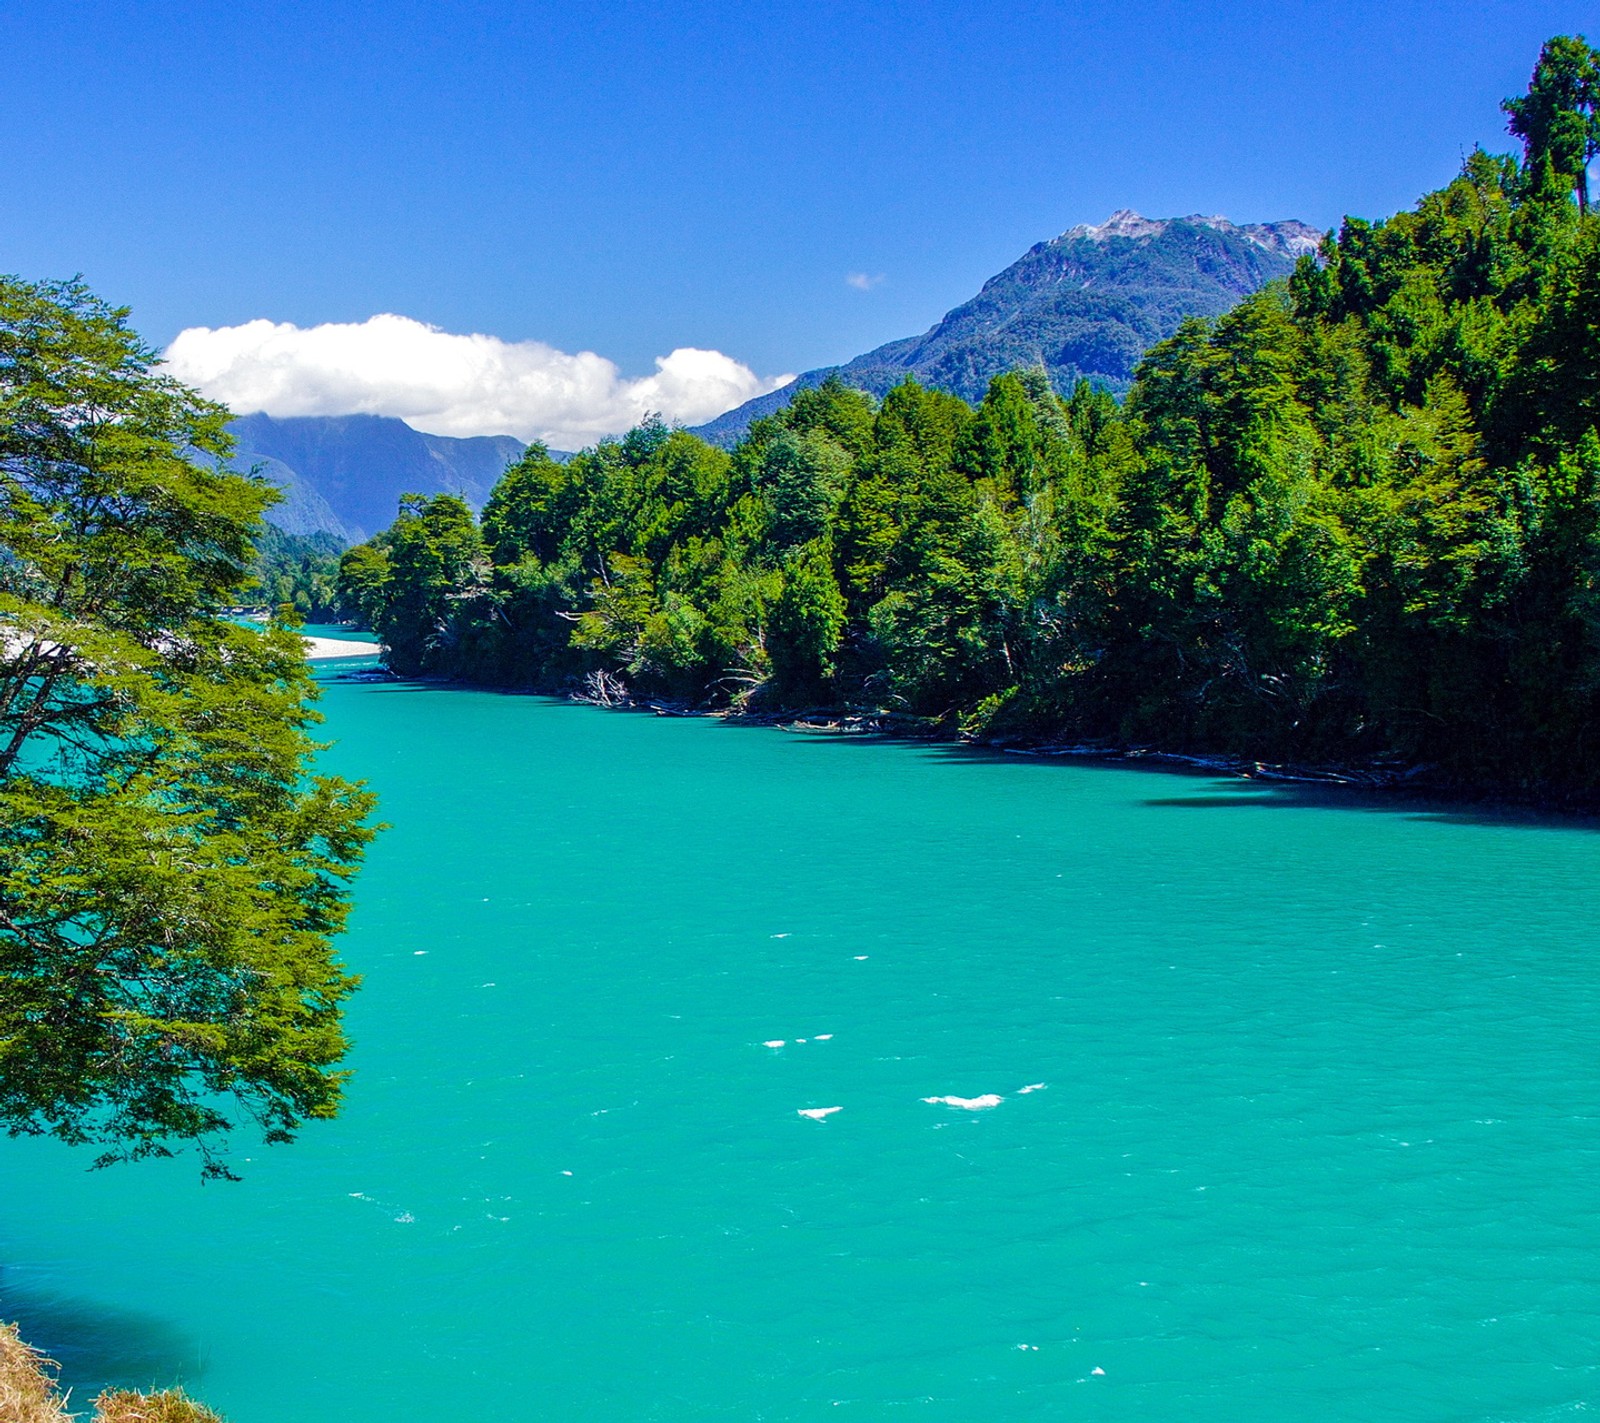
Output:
[{"xmin": 3, "ymin": 650, "xmax": 1599, "ymax": 1421}]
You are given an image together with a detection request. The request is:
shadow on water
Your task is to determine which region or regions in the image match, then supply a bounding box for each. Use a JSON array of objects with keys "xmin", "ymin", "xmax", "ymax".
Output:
[
  {"xmin": 319, "ymin": 674, "xmax": 1600, "ymax": 834},
  {"xmin": 736, "ymin": 727, "xmax": 1600, "ymax": 834},
  {"xmin": 0, "ymin": 1267, "xmax": 204, "ymax": 1403},
  {"xmin": 920, "ymin": 742, "xmax": 1600, "ymax": 833}
]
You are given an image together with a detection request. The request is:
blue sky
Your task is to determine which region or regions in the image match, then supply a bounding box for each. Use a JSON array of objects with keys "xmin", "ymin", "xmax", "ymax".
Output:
[{"xmin": 1, "ymin": 0, "xmax": 1589, "ymax": 441}]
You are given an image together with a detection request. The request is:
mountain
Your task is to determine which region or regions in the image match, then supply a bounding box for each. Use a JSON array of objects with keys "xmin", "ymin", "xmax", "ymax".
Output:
[
  {"xmin": 224, "ymin": 210, "xmax": 1321, "ymax": 528},
  {"xmin": 692, "ymin": 210, "xmax": 1324, "ymax": 446},
  {"xmin": 230, "ymin": 413, "xmax": 530, "ymax": 543}
]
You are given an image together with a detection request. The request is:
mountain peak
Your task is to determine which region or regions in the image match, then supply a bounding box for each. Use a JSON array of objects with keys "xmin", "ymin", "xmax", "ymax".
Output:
[
  {"xmin": 1064, "ymin": 209, "xmax": 1171, "ymax": 242},
  {"xmin": 1061, "ymin": 210, "xmax": 1324, "ymax": 260}
]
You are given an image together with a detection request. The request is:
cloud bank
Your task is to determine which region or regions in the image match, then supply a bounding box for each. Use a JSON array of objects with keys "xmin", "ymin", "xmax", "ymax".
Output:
[{"xmin": 163, "ymin": 314, "xmax": 794, "ymax": 449}]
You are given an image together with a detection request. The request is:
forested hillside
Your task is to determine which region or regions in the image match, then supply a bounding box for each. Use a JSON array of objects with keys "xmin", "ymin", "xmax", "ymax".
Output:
[
  {"xmin": 342, "ymin": 39, "xmax": 1600, "ymax": 798},
  {"xmin": 232, "ymin": 412, "xmax": 528, "ymax": 541}
]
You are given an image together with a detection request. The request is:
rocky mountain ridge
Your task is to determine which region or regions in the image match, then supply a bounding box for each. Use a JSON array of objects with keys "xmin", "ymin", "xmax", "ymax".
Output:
[
  {"xmin": 1061, "ymin": 208, "xmax": 1324, "ymax": 258},
  {"xmin": 232, "ymin": 209, "xmax": 1323, "ymax": 532},
  {"xmin": 692, "ymin": 209, "xmax": 1323, "ymax": 446}
]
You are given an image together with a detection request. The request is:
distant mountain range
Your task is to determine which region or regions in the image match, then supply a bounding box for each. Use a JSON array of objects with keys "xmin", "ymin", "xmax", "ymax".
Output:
[
  {"xmin": 233, "ymin": 209, "xmax": 1322, "ymax": 540},
  {"xmin": 692, "ymin": 210, "xmax": 1323, "ymax": 446},
  {"xmin": 231, "ymin": 413, "xmax": 529, "ymax": 543}
]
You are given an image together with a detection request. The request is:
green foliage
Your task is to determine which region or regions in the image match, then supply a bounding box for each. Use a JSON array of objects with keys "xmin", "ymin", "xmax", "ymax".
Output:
[
  {"xmin": 350, "ymin": 43, "xmax": 1600, "ymax": 795},
  {"xmin": 0, "ymin": 274, "xmax": 377, "ymax": 1176},
  {"xmin": 769, "ymin": 542, "xmax": 846, "ymax": 694},
  {"xmin": 348, "ymin": 493, "xmax": 489, "ymax": 676},
  {"xmin": 245, "ymin": 524, "xmax": 347, "ymax": 620}
]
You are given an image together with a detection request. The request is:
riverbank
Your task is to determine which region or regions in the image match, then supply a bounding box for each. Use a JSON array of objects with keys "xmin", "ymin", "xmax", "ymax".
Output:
[{"xmin": 356, "ymin": 660, "xmax": 1593, "ymax": 811}]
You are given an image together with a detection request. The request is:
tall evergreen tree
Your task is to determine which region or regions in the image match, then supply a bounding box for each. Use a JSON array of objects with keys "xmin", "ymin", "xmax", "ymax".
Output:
[{"xmin": 1504, "ymin": 34, "xmax": 1600, "ymax": 211}]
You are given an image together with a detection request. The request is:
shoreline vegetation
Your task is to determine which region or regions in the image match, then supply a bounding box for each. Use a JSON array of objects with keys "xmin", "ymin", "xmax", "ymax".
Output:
[
  {"xmin": 0, "ymin": 272, "xmax": 379, "ymax": 1402},
  {"xmin": 337, "ymin": 39, "xmax": 1600, "ymax": 809}
]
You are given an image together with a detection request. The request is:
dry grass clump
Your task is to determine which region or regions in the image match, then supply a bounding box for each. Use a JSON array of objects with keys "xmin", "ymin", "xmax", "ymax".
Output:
[
  {"xmin": 0, "ymin": 1322, "xmax": 225, "ymax": 1422},
  {"xmin": 90, "ymin": 1389, "xmax": 223, "ymax": 1423},
  {"xmin": 0, "ymin": 1322, "xmax": 68, "ymax": 1422}
]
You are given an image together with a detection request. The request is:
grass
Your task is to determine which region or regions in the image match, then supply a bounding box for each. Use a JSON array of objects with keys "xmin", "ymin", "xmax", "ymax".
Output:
[
  {"xmin": 89, "ymin": 1390, "xmax": 223, "ymax": 1423},
  {"xmin": 0, "ymin": 1322, "xmax": 66, "ymax": 1423}
]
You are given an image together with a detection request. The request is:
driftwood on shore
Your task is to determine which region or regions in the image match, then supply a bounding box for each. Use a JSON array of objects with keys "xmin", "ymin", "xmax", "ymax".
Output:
[{"xmin": 573, "ymin": 668, "xmax": 633, "ymax": 708}]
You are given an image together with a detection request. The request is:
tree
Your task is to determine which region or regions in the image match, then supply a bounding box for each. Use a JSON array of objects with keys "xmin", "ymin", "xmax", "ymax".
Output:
[
  {"xmin": 1504, "ymin": 34, "xmax": 1600, "ymax": 211},
  {"xmin": 767, "ymin": 541, "xmax": 847, "ymax": 693},
  {"xmin": 335, "ymin": 536, "xmax": 394, "ymax": 629},
  {"xmin": 369, "ymin": 493, "xmax": 490, "ymax": 675},
  {"xmin": 0, "ymin": 275, "xmax": 377, "ymax": 1177},
  {"xmin": 246, "ymin": 526, "xmax": 346, "ymax": 620}
]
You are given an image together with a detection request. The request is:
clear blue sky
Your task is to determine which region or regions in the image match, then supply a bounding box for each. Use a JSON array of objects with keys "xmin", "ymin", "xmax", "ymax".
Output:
[{"xmin": 1, "ymin": 0, "xmax": 1589, "ymax": 377}]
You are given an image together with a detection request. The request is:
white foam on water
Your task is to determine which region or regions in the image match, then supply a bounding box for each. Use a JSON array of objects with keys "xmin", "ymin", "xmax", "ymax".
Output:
[
  {"xmin": 798, "ymin": 1106, "xmax": 842, "ymax": 1120},
  {"xmin": 1018, "ymin": 1083, "xmax": 1046, "ymax": 1094},
  {"xmin": 771, "ymin": 932, "xmax": 791, "ymax": 939},
  {"xmin": 349, "ymin": 1190, "xmax": 414, "ymax": 1222},
  {"xmin": 1091, "ymin": 1367, "xmax": 1105, "ymax": 1376},
  {"xmin": 762, "ymin": 1040, "xmax": 785, "ymax": 1048},
  {"xmin": 853, "ymin": 955, "xmax": 869, "ymax": 960},
  {"xmin": 922, "ymin": 1094, "xmax": 1003, "ymax": 1110},
  {"xmin": 815, "ymin": 1033, "xmax": 834, "ymax": 1041},
  {"xmin": 795, "ymin": 1038, "xmax": 807, "ymax": 1044}
]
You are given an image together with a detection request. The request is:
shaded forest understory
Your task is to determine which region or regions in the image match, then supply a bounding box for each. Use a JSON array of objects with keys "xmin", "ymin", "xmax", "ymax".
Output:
[{"xmin": 338, "ymin": 46, "xmax": 1600, "ymax": 800}]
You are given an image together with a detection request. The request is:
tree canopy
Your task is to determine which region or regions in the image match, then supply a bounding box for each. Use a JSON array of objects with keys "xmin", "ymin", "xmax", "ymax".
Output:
[{"xmin": 0, "ymin": 275, "xmax": 377, "ymax": 1176}]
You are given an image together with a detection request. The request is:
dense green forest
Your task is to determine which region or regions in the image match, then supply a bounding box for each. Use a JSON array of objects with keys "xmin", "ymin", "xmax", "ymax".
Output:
[
  {"xmin": 341, "ymin": 39, "xmax": 1600, "ymax": 797},
  {"xmin": 244, "ymin": 524, "xmax": 346, "ymax": 619}
]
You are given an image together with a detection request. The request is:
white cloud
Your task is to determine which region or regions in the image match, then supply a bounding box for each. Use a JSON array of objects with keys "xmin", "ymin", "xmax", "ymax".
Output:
[
  {"xmin": 845, "ymin": 272, "xmax": 885, "ymax": 291},
  {"xmin": 162, "ymin": 314, "xmax": 795, "ymax": 449}
]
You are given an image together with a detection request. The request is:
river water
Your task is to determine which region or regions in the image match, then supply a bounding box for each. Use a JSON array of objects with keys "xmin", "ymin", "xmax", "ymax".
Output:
[{"xmin": 3, "ymin": 665, "xmax": 1598, "ymax": 1421}]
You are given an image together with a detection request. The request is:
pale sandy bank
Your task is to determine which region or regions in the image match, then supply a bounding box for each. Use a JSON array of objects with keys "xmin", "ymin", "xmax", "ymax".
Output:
[{"xmin": 303, "ymin": 635, "xmax": 382, "ymax": 661}]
